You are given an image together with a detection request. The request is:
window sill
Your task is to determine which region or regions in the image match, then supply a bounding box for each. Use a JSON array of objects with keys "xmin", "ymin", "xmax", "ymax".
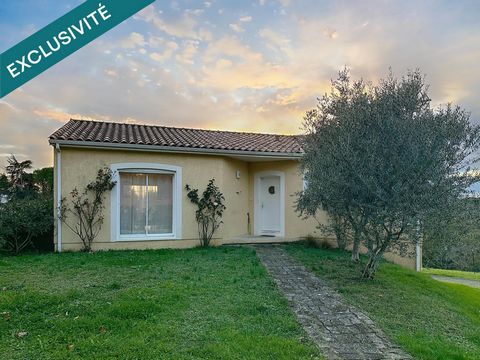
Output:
[{"xmin": 113, "ymin": 235, "xmax": 178, "ymax": 242}]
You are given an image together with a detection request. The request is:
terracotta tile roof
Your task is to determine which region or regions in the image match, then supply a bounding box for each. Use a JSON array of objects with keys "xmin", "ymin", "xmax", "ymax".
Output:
[{"xmin": 49, "ymin": 119, "xmax": 303, "ymax": 155}]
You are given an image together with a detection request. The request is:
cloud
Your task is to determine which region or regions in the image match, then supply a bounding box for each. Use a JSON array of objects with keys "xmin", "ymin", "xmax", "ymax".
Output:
[
  {"xmin": 185, "ymin": 9, "xmax": 204, "ymax": 16},
  {"xmin": 323, "ymin": 28, "xmax": 338, "ymax": 39},
  {"xmin": 120, "ymin": 32, "xmax": 146, "ymax": 48},
  {"xmin": 0, "ymin": 145, "xmax": 15, "ymax": 150},
  {"xmin": 0, "ymin": 101, "xmax": 62, "ymax": 168},
  {"xmin": 229, "ymin": 23, "xmax": 244, "ymax": 33},
  {"xmin": 175, "ymin": 41, "xmax": 198, "ymax": 65},
  {"xmin": 149, "ymin": 40, "xmax": 179, "ymax": 62},
  {"xmin": 33, "ymin": 108, "xmax": 82, "ymax": 122},
  {"xmin": 200, "ymin": 37, "xmax": 296, "ymax": 91},
  {"xmin": 229, "ymin": 16, "xmax": 252, "ymax": 33},
  {"xmin": 259, "ymin": 28, "xmax": 290, "ymax": 50},
  {"xmin": 136, "ymin": 5, "xmax": 212, "ymax": 41}
]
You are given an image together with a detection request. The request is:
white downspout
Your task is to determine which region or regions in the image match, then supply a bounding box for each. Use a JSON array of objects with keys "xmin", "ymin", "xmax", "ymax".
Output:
[
  {"xmin": 415, "ymin": 242, "xmax": 422, "ymax": 272},
  {"xmin": 415, "ymin": 220, "xmax": 421, "ymax": 271},
  {"xmin": 55, "ymin": 144, "xmax": 62, "ymax": 253}
]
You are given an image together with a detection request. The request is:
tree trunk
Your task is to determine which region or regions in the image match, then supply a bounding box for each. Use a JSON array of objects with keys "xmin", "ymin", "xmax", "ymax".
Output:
[
  {"xmin": 335, "ymin": 229, "xmax": 347, "ymax": 251},
  {"xmin": 351, "ymin": 232, "xmax": 360, "ymax": 262},
  {"xmin": 333, "ymin": 216, "xmax": 347, "ymax": 250},
  {"xmin": 362, "ymin": 256, "xmax": 380, "ymax": 279},
  {"xmin": 362, "ymin": 246, "xmax": 388, "ymax": 279}
]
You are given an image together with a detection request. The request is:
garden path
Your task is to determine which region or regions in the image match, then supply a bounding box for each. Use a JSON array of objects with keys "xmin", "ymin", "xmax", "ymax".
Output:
[{"xmin": 254, "ymin": 244, "xmax": 412, "ymax": 360}]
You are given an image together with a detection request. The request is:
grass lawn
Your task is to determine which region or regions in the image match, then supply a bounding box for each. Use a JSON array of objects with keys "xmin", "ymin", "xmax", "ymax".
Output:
[
  {"xmin": 286, "ymin": 244, "xmax": 480, "ymax": 360},
  {"xmin": 423, "ymin": 268, "xmax": 480, "ymax": 281},
  {"xmin": 0, "ymin": 247, "xmax": 321, "ymax": 360}
]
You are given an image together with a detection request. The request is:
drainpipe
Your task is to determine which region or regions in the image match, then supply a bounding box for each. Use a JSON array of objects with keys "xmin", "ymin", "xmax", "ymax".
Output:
[
  {"xmin": 415, "ymin": 242, "xmax": 422, "ymax": 272},
  {"xmin": 415, "ymin": 220, "xmax": 421, "ymax": 271},
  {"xmin": 55, "ymin": 144, "xmax": 62, "ymax": 253}
]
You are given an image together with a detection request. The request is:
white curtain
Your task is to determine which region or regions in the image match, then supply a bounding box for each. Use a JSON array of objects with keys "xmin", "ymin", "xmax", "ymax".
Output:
[
  {"xmin": 120, "ymin": 173, "xmax": 173, "ymax": 236},
  {"xmin": 148, "ymin": 174, "xmax": 173, "ymax": 234},
  {"xmin": 120, "ymin": 173, "xmax": 147, "ymax": 235}
]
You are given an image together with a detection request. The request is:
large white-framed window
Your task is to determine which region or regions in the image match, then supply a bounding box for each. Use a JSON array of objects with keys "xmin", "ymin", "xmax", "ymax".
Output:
[{"xmin": 110, "ymin": 163, "xmax": 182, "ymax": 241}]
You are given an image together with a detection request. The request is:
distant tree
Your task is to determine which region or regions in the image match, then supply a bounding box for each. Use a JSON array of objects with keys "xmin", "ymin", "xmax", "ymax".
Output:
[
  {"xmin": 33, "ymin": 167, "xmax": 54, "ymax": 195},
  {"xmin": 2, "ymin": 157, "xmax": 53, "ymax": 198},
  {"xmin": 5, "ymin": 155, "xmax": 35, "ymax": 197},
  {"xmin": 423, "ymin": 198, "xmax": 480, "ymax": 271},
  {"xmin": 0, "ymin": 174, "xmax": 9, "ymax": 197},
  {"xmin": 6, "ymin": 155, "xmax": 32, "ymax": 186},
  {"xmin": 298, "ymin": 69, "xmax": 480, "ymax": 278},
  {"xmin": 59, "ymin": 167, "xmax": 116, "ymax": 252}
]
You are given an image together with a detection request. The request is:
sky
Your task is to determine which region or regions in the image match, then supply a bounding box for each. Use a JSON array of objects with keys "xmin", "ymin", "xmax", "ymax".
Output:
[{"xmin": 0, "ymin": 0, "xmax": 479, "ymax": 169}]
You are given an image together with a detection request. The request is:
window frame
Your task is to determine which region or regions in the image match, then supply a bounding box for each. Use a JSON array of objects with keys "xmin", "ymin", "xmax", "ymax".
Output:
[
  {"xmin": 110, "ymin": 163, "xmax": 182, "ymax": 242},
  {"xmin": 302, "ymin": 176, "xmax": 309, "ymax": 191}
]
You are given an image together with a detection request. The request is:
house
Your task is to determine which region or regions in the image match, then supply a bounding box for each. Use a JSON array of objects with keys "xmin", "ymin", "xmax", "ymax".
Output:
[{"xmin": 49, "ymin": 119, "xmax": 418, "ymax": 269}]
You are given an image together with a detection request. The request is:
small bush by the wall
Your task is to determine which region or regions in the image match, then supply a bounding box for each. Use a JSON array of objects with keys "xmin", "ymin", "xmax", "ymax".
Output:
[
  {"xmin": 185, "ymin": 179, "xmax": 226, "ymax": 247},
  {"xmin": 303, "ymin": 235, "xmax": 333, "ymax": 249},
  {"xmin": 59, "ymin": 167, "xmax": 116, "ymax": 252}
]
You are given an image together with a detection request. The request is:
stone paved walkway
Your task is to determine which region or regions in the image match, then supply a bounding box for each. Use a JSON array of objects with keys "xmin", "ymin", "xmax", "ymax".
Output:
[
  {"xmin": 254, "ymin": 245, "xmax": 412, "ymax": 360},
  {"xmin": 431, "ymin": 275, "xmax": 480, "ymax": 289}
]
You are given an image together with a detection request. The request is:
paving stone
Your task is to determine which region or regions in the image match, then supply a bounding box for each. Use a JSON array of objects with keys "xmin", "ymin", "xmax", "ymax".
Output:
[{"xmin": 254, "ymin": 245, "xmax": 413, "ymax": 360}]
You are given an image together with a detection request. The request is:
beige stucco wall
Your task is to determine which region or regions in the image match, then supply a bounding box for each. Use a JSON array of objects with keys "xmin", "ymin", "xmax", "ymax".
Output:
[
  {"xmin": 55, "ymin": 147, "xmax": 322, "ymax": 251},
  {"xmin": 56, "ymin": 148, "xmax": 222, "ymax": 251},
  {"xmin": 344, "ymin": 242, "xmax": 416, "ymax": 270},
  {"xmin": 221, "ymin": 158, "xmax": 250, "ymax": 239}
]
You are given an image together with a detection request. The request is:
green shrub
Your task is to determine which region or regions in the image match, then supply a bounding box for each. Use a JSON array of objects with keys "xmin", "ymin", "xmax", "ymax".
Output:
[
  {"xmin": 31, "ymin": 227, "xmax": 54, "ymax": 252},
  {"xmin": 0, "ymin": 196, "xmax": 53, "ymax": 255},
  {"xmin": 303, "ymin": 235, "xmax": 333, "ymax": 249},
  {"xmin": 59, "ymin": 167, "xmax": 116, "ymax": 252},
  {"xmin": 423, "ymin": 199, "xmax": 480, "ymax": 272},
  {"xmin": 185, "ymin": 179, "xmax": 226, "ymax": 247}
]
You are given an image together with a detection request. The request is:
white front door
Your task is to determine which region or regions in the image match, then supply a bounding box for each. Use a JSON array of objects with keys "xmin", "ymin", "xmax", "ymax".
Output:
[{"xmin": 259, "ymin": 175, "xmax": 281, "ymax": 235}]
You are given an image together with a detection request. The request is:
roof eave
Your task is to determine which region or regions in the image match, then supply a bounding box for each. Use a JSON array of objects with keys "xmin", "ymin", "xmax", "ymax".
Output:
[{"xmin": 49, "ymin": 139, "xmax": 304, "ymax": 159}]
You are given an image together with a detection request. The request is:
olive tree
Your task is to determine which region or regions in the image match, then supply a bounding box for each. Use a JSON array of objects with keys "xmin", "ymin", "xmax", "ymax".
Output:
[{"xmin": 298, "ymin": 69, "xmax": 480, "ymax": 278}]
